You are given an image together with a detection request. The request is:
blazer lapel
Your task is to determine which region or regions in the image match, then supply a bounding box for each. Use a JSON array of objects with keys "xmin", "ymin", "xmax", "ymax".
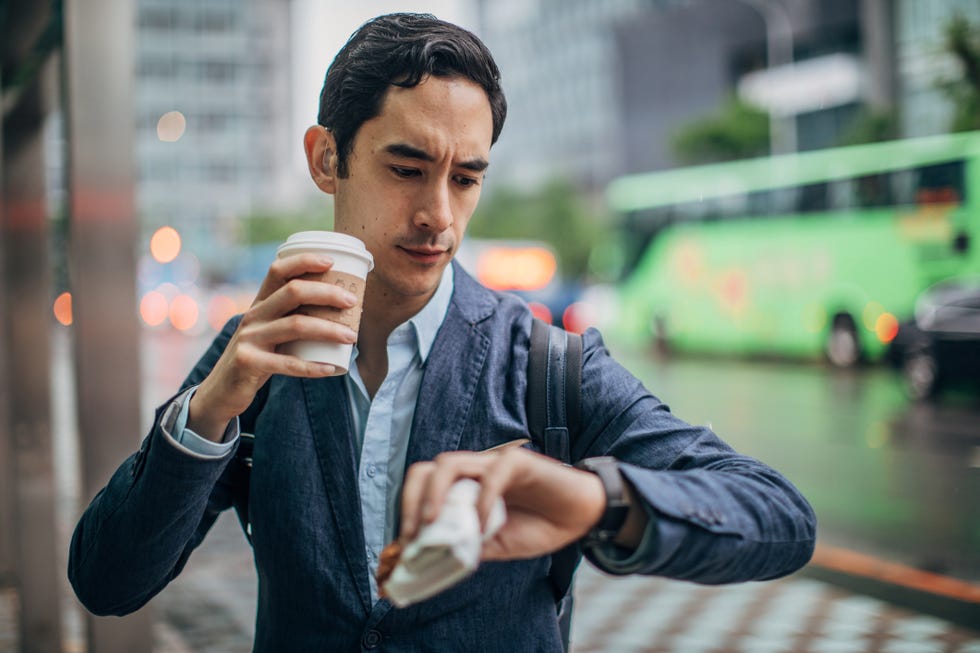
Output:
[
  {"xmin": 406, "ymin": 262, "xmax": 497, "ymax": 466},
  {"xmin": 302, "ymin": 375, "xmax": 373, "ymax": 613}
]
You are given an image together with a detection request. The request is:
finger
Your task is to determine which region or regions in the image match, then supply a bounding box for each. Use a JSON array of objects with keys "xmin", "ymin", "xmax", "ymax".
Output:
[
  {"xmin": 254, "ymin": 253, "xmax": 335, "ymax": 302},
  {"xmin": 234, "ymin": 341, "xmax": 339, "ymax": 378},
  {"xmin": 399, "ymin": 461, "xmax": 436, "ymax": 541},
  {"xmin": 252, "ymin": 278, "xmax": 359, "ymax": 324},
  {"xmin": 474, "ymin": 450, "xmax": 518, "ymax": 532},
  {"xmin": 257, "ymin": 313, "xmax": 358, "ymax": 349},
  {"xmin": 421, "ymin": 452, "xmax": 490, "ymax": 526}
]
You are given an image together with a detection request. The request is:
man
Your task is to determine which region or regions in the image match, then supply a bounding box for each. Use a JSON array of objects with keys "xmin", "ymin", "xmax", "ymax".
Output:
[{"xmin": 69, "ymin": 13, "xmax": 815, "ymax": 651}]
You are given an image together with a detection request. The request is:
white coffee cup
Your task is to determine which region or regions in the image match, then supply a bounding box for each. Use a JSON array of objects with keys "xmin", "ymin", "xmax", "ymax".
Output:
[{"xmin": 276, "ymin": 231, "xmax": 374, "ymax": 373}]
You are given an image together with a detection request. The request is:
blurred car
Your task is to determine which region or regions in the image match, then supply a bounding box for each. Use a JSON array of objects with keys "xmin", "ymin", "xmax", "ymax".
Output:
[
  {"xmin": 455, "ymin": 238, "xmax": 599, "ymax": 333},
  {"xmin": 888, "ymin": 276, "xmax": 980, "ymax": 400}
]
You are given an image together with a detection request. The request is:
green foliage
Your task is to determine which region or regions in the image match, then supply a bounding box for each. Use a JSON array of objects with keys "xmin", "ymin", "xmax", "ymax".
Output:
[
  {"xmin": 468, "ymin": 179, "xmax": 605, "ymax": 280},
  {"xmin": 671, "ymin": 98, "xmax": 770, "ymax": 165},
  {"xmin": 240, "ymin": 206, "xmax": 333, "ymax": 245},
  {"xmin": 838, "ymin": 109, "xmax": 899, "ymax": 146},
  {"xmin": 940, "ymin": 14, "xmax": 980, "ymax": 132}
]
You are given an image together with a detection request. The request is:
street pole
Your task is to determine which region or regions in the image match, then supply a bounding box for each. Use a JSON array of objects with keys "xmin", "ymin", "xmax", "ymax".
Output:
[
  {"xmin": 0, "ymin": 2, "xmax": 65, "ymax": 650},
  {"xmin": 63, "ymin": 1, "xmax": 153, "ymax": 651},
  {"xmin": 739, "ymin": 0, "xmax": 796, "ymax": 154}
]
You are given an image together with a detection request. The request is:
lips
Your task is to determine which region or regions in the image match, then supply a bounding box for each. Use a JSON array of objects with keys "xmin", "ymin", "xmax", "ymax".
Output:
[{"xmin": 399, "ymin": 246, "xmax": 447, "ymax": 263}]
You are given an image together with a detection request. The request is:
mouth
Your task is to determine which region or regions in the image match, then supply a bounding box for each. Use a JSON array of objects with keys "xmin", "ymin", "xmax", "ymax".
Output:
[{"xmin": 398, "ymin": 246, "xmax": 447, "ymax": 265}]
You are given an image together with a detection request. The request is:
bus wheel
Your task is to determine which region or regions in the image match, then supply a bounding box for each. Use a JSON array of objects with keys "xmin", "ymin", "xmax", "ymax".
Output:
[
  {"xmin": 826, "ymin": 315, "xmax": 860, "ymax": 368},
  {"xmin": 903, "ymin": 347, "xmax": 940, "ymax": 400}
]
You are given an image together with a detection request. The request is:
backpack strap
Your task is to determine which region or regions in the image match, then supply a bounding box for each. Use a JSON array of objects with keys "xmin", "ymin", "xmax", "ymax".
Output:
[
  {"xmin": 526, "ymin": 318, "xmax": 584, "ymax": 653},
  {"xmin": 527, "ymin": 318, "xmax": 582, "ymax": 464}
]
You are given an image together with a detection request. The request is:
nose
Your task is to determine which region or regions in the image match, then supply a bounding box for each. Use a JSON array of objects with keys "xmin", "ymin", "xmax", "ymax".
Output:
[{"xmin": 413, "ymin": 180, "xmax": 453, "ymax": 233}]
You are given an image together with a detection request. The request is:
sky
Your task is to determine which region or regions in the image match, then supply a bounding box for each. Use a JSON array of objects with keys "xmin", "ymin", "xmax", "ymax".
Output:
[{"xmin": 288, "ymin": 1, "xmax": 478, "ymax": 182}]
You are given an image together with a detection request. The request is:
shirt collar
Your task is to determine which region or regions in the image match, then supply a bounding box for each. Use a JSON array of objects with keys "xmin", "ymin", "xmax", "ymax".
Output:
[{"xmin": 408, "ymin": 262, "xmax": 454, "ymax": 363}]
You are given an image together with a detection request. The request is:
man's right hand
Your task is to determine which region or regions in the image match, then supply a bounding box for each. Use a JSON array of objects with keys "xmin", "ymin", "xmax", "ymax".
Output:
[{"xmin": 186, "ymin": 253, "xmax": 360, "ymax": 442}]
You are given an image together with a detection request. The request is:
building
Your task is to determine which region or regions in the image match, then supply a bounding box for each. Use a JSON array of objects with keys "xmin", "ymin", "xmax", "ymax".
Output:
[
  {"xmin": 473, "ymin": 0, "xmax": 664, "ymax": 192},
  {"xmin": 134, "ymin": 0, "xmax": 294, "ymax": 250},
  {"xmin": 896, "ymin": 0, "xmax": 980, "ymax": 138}
]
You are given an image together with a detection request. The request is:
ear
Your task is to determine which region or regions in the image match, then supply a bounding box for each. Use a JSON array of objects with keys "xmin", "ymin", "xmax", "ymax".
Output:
[{"xmin": 304, "ymin": 125, "xmax": 339, "ymax": 195}]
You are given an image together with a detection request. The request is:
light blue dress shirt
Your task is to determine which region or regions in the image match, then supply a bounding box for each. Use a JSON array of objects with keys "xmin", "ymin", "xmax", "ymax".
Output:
[
  {"xmin": 345, "ymin": 263, "xmax": 453, "ymax": 600},
  {"xmin": 162, "ymin": 264, "xmax": 455, "ymax": 603}
]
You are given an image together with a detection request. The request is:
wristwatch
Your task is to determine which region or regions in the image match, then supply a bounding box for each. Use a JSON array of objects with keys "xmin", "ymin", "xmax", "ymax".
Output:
[{"xmin": 573, "ymin": 456, "xmax": 630, "ymax": 547}]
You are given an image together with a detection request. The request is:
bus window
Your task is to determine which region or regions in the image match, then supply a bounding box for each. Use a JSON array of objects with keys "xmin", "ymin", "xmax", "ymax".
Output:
[
  {"xmin": 891, "ymin": 169, "xmax": 917, "ymax": 206},
  {"xmin": 797, "ymin": 182, "xmax": 829, "ymax": 213},
  {"xmin": 716, "ymin": 192, "xmax": 748, "ymax": 219},
  {"xmin": 915, "ymin": 160, "xmax": 965, "ymax": 205},
  {"xmin": 856, "ymin": 172, "xmax": 894, "ymax": 208},
  {"xmin": 748, "ymin": 189, "xmax": 772, "ymax": 216},
  {"xmin": 829, "ymin": 178, "xmax": 855, "ymax": 211},
  {"xmin": 771, "ymin": 186, "xmax": 796, "ymax": 215}
]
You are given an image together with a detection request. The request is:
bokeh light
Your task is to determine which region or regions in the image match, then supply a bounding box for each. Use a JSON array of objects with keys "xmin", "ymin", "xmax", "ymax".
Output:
[
  {"xmin": 875, "ymin": 312, "xmax": 899, "ymax": 343},
  {"xmin": 53, "ymin": 292, "xmax": 72, "ymax": 326},
  {"xmin": 151, "ymin": 226, "xmax": 182, "ymax": 264},
  {"xmin": 169, "ymin": 294, "xmax": 199, "ymax": 331},
  {"xmin": 140, "ymin": 291, "xmax": 169, "ymax": 327},
  {"xmin": 477, "ymin": 247, "xmax": 557, "ymax": 291},
  {"xmin": 157, "ymin": 110, "xmax": 187, "ymax": 142}
]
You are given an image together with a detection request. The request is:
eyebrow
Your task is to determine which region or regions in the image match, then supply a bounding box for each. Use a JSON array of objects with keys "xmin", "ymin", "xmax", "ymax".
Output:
[{"xmin": 384, "ymin": 142, "xmax": 489, "ymax": 173}]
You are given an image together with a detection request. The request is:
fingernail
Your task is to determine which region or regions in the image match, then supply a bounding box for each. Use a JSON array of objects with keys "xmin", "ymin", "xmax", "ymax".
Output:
[
  {"xmin": 319, "ymin": 256, "xmax": 333, "ymax": 266},
  {"xmin": 343, "ymin": 292, "xmax": 358, "ymax": 306},
  {"xmin": 317, "ymin": 363, "xmax": 336, "ymax": 375}
]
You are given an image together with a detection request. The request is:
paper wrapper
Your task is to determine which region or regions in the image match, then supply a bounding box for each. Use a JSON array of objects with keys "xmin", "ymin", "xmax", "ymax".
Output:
[{"xmin": 378, "ymin": 478, "xmax": 506, "ymax": 607}]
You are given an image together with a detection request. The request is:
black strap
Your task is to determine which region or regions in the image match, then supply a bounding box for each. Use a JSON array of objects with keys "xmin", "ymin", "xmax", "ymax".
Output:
[
  {"xmin": 526, "ymin": 318, "xmax": 582, "ymax": 651},
  {"xmin": 527, "ymin": 318, "xmax": 582, "ymax": 463},
  {"xmin": 526, "ymin": 318, "xmax": 584, "ymax": 653}
]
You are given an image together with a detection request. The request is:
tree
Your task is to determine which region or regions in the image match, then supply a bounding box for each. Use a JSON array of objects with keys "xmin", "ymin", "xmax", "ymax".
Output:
[
  {"xmin": 838, "ymin": 108, "xmax": 899, "ymax": 146},
  {"xmin": 240, "ymin": 206, "xmax": 333, "ymax": 245},
  {"xmin": 940, "ymin": 14, "xmax": 980, "ymax": 132},
  {"xmin": 671, "ymin": 98, "xmax": 770, "ymax": 165}
]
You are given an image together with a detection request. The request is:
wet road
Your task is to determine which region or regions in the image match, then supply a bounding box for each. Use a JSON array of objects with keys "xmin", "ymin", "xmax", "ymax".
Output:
[{"xmin": 609, "ymin": 345, "xmax": 980, "ymax": 583}]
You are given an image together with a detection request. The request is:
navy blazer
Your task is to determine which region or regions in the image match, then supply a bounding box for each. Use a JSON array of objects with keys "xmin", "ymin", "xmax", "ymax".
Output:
[{"xmin": 69, "ymin": 261, "xmax": 815, "ymax": 652}]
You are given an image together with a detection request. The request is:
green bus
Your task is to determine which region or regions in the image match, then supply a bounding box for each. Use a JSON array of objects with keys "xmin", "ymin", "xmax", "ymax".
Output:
[{"xmin": 609, "ymin": 131, "xmax": 980, "ymax": 366}]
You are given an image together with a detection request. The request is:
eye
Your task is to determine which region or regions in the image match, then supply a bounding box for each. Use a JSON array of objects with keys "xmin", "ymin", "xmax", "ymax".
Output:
[
  {"xmin": 454, "ymin": 175, "xmax": 480, "ymax": 188},
  {"xmin": 391, "ymin": 166, "xmax": 420, "ymax": 178}
]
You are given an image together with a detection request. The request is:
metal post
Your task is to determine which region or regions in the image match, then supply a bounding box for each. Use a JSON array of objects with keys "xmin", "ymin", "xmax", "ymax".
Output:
[
  {"xmin": 739, "ymin": 0, "xmax": 797, "ymax": 154},
  {"xmin": 0, "ymin": 49, "xmax": 11, "ymax": 590},
  {"xmin": 63, "ymin": 0, "xmax": 153, "ymax": 651},
  {"xmin": 861, "ymin": 0, "xmax": 897, "ymax": 112},
  {"xmin": 0, "ymin": 1, "xmax": 65, "ymax": 650}
]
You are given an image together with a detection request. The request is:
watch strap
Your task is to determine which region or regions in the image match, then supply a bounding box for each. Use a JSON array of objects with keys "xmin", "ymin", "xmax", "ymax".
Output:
[{"xmin": 574, "ymin": 456, "xmax": 630, "ymax": 546}]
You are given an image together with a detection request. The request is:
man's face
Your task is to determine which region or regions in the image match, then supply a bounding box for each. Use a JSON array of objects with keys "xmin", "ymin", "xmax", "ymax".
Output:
[{"xmin": 325, "ymin": 76, "xmax": 493, "ymax": 303}]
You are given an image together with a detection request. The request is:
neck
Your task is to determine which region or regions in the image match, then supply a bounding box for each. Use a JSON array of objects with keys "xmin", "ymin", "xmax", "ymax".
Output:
[{"xmin": 357, "ymin": 281, "xmax": 433, "ymax": 359}]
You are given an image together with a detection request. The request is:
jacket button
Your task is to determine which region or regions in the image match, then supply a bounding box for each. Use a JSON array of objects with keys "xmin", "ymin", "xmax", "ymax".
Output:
[{"xmin": 362, "ymin": 629, "xmax": 382, "ymax": 649}]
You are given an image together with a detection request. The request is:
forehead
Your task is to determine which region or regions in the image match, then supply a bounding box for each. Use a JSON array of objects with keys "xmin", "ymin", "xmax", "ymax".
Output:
[{"xmin": 362, "ymin": 76, "xmax": 494, "ymax": 157}]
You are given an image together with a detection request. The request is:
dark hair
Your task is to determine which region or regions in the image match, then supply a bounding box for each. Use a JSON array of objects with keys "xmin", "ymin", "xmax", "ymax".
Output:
[{"xmin": 317, "ymin": 13, "xmax": 506, "ymax": 177}]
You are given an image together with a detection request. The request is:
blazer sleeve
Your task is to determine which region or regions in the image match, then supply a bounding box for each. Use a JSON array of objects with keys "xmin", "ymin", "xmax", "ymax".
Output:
[
  {"xmin": 68, "ymin": 315, "xmax": 250, "ymax": 616},
  {"xmin": 573, "ymin": 328, "xmax": 816, "ymax": 584}
]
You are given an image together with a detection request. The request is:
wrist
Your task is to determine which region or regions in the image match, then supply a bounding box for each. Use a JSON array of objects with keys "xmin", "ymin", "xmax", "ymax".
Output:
[
  {"xmin": 573, "ymin": 457, "xmax": 631, "ymax": 548},
  {"xmin": 187, "ymin": 386, "xmax": 237, "ymax": 443}
]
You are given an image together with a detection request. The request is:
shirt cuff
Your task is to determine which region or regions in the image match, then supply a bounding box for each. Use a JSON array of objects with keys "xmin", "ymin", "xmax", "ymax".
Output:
[{"xmin": 160, "ymin": 386, "xmax": 239, "ymax": 459}]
